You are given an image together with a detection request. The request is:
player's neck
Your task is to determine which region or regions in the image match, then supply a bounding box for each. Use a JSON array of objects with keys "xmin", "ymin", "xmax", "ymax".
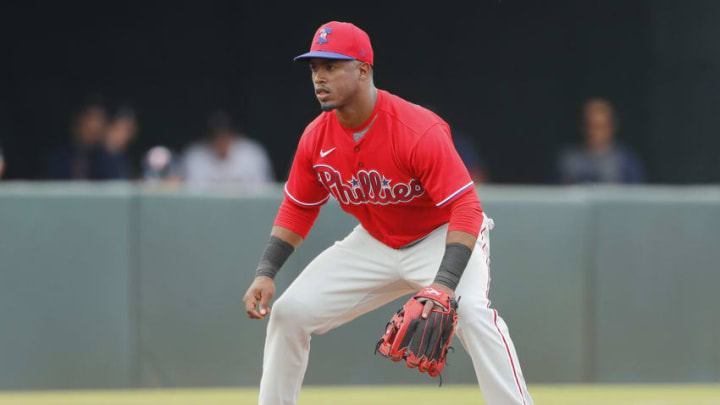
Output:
[{"xmin": 334, "ymin": 86, "xmax": 378, "ymax": 129}]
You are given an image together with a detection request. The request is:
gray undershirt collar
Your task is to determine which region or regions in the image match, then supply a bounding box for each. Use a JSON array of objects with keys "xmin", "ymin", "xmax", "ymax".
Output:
[{"xmin": 353, "ymin": 114, "xmax": 378, "ymax": 142}]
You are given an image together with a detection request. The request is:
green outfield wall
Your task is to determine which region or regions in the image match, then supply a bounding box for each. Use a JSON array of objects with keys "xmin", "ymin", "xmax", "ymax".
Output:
[{"xmin": 0, "ymin": 183, "xmax": 718, "ymax": 389}]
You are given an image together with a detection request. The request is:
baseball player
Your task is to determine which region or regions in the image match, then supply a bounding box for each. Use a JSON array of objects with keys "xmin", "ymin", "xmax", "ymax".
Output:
[{"xmin": 243, "ymin": 21, "xmax": 533, "ymax": 405}]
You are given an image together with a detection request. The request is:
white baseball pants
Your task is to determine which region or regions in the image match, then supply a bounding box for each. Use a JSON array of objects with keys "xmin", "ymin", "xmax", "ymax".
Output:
[{"xmin": 259, "ymin": 216, "xmax": 533, "ymax": 405}]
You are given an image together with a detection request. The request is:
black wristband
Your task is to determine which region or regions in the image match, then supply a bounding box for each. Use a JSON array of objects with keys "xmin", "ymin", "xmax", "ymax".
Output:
[
  {"xmin": 432, "ymin": 243, "xmax": 473, "ymax": 291},
  {"xmin": 255, "ymin": 236, "xmax": 295, "ymax": 279}
]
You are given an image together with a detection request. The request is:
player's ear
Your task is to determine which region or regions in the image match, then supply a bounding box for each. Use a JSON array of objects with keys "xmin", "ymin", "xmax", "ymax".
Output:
[{"xmin": 357, "ymin": 61, "xmax": 371, "ymax": 81}]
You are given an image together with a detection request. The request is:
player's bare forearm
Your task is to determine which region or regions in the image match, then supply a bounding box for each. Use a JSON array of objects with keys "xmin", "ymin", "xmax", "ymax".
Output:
[
  {"xmin": 270, "ymin": 226, "xmax": 304, "ymax": 249},
  {"xmin": 445, "ymin": 230, "xmax": 477, "ymax": 250}
]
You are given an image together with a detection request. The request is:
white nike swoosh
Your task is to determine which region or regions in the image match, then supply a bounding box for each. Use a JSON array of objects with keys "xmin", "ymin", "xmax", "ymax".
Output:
[{"xmin": 320, "ymin": 147, "xmax": 336, "ymax": 158}]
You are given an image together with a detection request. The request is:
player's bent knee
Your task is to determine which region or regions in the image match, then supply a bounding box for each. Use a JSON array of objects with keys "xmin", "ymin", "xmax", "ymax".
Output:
[{"xmin": 268, "ymin": 295, "xmax": 311, "ymax": 328}]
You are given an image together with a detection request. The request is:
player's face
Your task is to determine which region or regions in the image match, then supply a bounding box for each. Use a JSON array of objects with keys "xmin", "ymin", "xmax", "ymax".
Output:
[{"xmin": 309, "ymin": 58, "xmax": 362, "ymax": 112}]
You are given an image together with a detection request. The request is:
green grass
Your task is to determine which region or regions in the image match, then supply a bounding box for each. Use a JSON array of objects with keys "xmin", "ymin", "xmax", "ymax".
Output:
[{"xmin": 0, "ymin": 385, "xmax": 719, "ymax": 405}]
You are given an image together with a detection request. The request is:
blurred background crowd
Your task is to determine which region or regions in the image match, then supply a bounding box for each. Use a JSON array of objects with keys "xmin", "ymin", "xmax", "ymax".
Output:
[
  {"xmin": 34, "ymin": 99, "xmax": 275, "ymax": 187},
  {"xmin": 1, "ymin": 0, "xmax": 719, "ymax": 186},
  {"xmin": 0, "ymin": 95, "xmax": 645, "ymax": 186}
]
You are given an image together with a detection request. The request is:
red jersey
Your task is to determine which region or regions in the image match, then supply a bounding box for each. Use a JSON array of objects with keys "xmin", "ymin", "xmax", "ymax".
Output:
[{"xmin": 276, "ymin": 89, "xmax": 482, "ymax": 248}]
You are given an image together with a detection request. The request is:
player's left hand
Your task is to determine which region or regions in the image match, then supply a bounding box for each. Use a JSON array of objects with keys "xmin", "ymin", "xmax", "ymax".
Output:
[{"xmin": 421, "ymin": 283, "xmax": 455, "ymax": 319}]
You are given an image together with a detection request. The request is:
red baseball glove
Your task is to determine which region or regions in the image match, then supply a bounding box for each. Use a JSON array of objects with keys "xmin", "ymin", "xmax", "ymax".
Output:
[{"xmin": 375, "ymin": 287, "xmax": 458, "ymax": 379}]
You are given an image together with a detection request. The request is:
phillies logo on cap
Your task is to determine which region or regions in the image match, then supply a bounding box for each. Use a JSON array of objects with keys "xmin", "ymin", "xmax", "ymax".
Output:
[
  {"xmin": 317, "ymin": 27, "xmax": 332, "ymax": 44},
  {"xmin": 294, "ymin": 21, "xmax": 375, "ymax": 66}
]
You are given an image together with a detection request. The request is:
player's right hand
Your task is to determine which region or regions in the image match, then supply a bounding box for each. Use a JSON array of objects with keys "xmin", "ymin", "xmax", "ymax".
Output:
[{"xmin": 243, "ymin": 276, "xmax": 275, "ymax": 320}]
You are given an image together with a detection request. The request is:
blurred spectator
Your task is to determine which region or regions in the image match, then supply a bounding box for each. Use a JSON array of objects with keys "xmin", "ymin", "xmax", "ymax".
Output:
[
  {"xmin": 143, "ymin": 145, "xmax": 181, "ymax": 183},
  {"xmin": 419, "ymin": 103, "xmax": 489, "ymax": 184},
  {"xmin": 103, "ymin": 106, "xmax": 139, "ymax": 178},
  {"xmin": 0, "ymin": 145, "xmax": 5, "ymax": 180},
  {"xmin": 453, "ymin": 130, "xmax": 489, "ymax": 184},
  {"xmin": 182, "ymin": 111, "xmax": 274, "ymax": 186},
  {"xmin": 553, "ymin": 98, "xmax": 645, "ymax": 184},
  {"xmin": 45, "ymin": 101, "xmax": 128, "ymax": 180}
]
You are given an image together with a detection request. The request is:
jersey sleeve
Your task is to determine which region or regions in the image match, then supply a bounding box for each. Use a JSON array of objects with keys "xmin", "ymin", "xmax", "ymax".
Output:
[
  {"xmin": 410, "ymin": 123, "xmax": 476, "ymax": 208},
  {"xmin": 273, "ymin": 198, "xmax": 321, "ymax": 239},
  {"xmin": 283, "ymin": 131, "xmax": 330, "ymax": 207}
]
